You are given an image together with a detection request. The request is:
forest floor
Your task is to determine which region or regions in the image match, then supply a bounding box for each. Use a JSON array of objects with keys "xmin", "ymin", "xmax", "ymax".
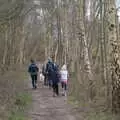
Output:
[
  {"xmin": 2, "ymin": 69, "xmax": 119, "ymax": 120},
  {"xmin": 26, "ymin": 78, "xmax": 120, "ymax": 120},
  {"xmin": 27, "ymin": 80, "xmax": 79, "ymax": 120}
]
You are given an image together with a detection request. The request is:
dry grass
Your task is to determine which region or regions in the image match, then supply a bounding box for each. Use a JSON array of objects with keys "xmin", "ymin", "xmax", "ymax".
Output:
[
  {"xmin": 68, "ymin": 71, "xmax": 120, "ymax": 120},
  {"xmin": 0, "ymin": 68, "xmax": 30, "ymax": 120},
  {"xmin": 68, "ymin": 95, "xmax": 120, "ymax": 120}
]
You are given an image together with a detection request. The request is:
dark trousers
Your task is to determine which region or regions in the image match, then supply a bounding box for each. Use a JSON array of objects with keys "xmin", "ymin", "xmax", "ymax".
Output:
[
  {"xmin": 52, "ymin": 83, "xmax": 59, "ymax": 95},
  {"xmin": 48, "ymin": 79, "xmax": 52, "ymax": 88},
  {"xmin": 31, "ymin": 74, "xmax": 37, "ymax": 88},
  {"xmin": 61, "ymin": 82, "xmax": 67, "ymax": 90}
]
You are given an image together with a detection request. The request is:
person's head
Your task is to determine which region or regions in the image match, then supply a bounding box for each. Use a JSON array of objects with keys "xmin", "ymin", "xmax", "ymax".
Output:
[
  {"xmin": 48, "ymin": 57, "xmax": 52, "ymax": 63},
  {"xmin": 30, "ymin": 59, "xmax": 35, "ymax": 63},
  {"xmin": 61, "ymin": 64, "xmax": 67, "ymax": 71}
]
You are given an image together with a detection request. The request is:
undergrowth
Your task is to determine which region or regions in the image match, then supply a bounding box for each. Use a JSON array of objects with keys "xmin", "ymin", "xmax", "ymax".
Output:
[
  {"xmin": 8, "ymin": 93, "xmax": 32, "ymax": 120},
  {"xmin": 0, "ymin": 68, "xmax": 31, "ymax": 120},
  {"xmin": 68, "ymin": 96, "xmax": 120, "ymax": 120},
  {"xmin": 68, "ymin": 71, "xmax": 120, "ymax": 120}
]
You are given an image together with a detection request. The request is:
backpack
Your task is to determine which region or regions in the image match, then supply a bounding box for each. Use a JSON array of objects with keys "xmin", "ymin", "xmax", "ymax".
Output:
[
  {"xmin": 30, "ymin": 64, "xmax": 38, "ymax": 75},
  {"xmin": 46, "ymin": 61, "xmax": 57, "ymax": 73},
  {"xmin": 48, "ymin": 63, "xmax": 54, "ymax": 72}
]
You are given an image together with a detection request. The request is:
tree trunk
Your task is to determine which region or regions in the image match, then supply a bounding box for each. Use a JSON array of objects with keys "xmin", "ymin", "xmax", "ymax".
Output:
[{"xmin": 107, "ymin": 0, "xmax": 120, "ymax": 113}]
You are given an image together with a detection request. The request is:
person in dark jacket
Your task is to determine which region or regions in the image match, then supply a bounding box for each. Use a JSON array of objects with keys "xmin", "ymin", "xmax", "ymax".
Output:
[
  {"xmin": 45, "ymin": 59, "xmax": 55, "ymax": 88},
  {"xmin": 45, "ymin": 59, "xmax": 54, "ymax": 73},
  {"xmin": 28, "ymin": 59, "xmax": 39, "ymax": 89},
  {"xmin": 49, "ymin": 66, "xmax": 60, "ymax": 97}
]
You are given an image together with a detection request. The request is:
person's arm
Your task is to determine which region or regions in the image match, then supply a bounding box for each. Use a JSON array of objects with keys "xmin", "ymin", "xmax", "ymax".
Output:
[
  {"xmin": 67, "ymin": 71, "xmax": 69, "ymax": 81},
  {"xmin": 36, "ymin": 65, "xmax": 39, "ymax": 72},
  {"xmin": 45, "ymin": 63, "xmax": 48, "ymax": 73},
  {"xmin": 42, "ymin": 66, "xmax": 44, "ymax": 74}
]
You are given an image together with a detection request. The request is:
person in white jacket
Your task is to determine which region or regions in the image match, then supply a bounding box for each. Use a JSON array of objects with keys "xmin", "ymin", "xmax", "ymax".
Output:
[{"xmin": 60, "ymin": 64, "xmax": 68, "ymax": 96}]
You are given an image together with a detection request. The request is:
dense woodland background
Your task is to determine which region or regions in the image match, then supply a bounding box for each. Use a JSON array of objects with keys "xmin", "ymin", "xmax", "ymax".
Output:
[{"xmin": 0, "ymin": 0, "xmax": 120, "ymax": 119}]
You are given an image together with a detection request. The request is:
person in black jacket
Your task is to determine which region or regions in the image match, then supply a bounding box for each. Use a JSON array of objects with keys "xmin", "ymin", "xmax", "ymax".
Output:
[
  {"xmin": 28, "ymin": 59, "xmax": 39, "ymax": 89},
  {"xmin": 49, "ymin": 65, "xmax": 60, "ymax": 97},
  {"xmin": 45, "ymin": 59, "xmax": 54, "ymax": 88}
]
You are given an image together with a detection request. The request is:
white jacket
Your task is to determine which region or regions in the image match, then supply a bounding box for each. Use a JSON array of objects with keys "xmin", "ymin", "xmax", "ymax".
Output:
[{"xmin": 60, "ymin": 70, "xmax": 68, "ymax": 81}]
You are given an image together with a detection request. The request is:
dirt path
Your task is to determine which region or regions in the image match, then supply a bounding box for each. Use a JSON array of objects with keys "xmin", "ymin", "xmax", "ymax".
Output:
[{"xmin": 28, "ymin": 81, "xmax": 78, "ymax": 120}]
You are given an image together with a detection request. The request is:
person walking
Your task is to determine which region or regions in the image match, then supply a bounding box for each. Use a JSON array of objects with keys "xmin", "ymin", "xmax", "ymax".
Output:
[
  {"xmin": 50, "ymin": 65, "xmax": 60, "ymax": 97},
  {"xmin": 28, "ymin": 59, "xmax": 39, "ymax": 89},
  {"xmin": 60, "ymin": 64, "xmax": 68, "ymax": 96},
  {"xmin": 45, "ymin": 58, "xmax": 55, "ymax": 88},
  {"xmin": 42, "ymin": 63, "xmax": 48, "ymax": 86}
]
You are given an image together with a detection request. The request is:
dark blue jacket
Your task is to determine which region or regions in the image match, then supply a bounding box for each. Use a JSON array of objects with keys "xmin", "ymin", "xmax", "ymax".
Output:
[
  {"xmin": 46, "ymin": 61, "xmax": 54, "ymax": 73},
  {"xmin": 28, "ymin": 63, "xmax": 39, "ymax": 75},
  {"xmin": 48, "ymin": 67, "xmax": 60, "ymax": 84}
]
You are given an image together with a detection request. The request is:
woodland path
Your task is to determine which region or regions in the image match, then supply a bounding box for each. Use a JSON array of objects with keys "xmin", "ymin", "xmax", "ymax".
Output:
[{"xmin": 27, "ymin": 80, "xmax": 79, "ymax": 120}]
